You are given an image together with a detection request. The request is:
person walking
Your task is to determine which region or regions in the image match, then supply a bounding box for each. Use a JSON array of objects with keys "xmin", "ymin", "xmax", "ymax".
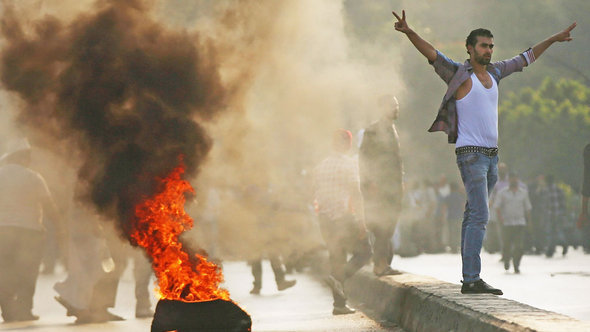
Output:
[
  {"xmin": 359, "ymin": 95, "xmax": 404, "ymax": 277},
  {"xmin": 392, "ymin": 9, "xmax": 575, "ymax": 295},
  {"xmin": 578, "ymin": 144, "xmax": 590, "ymax": 252},
  {"xmin": 313, "ymin": 129, "xmax": 371, "ymax": 315},
  {"xmin": 0, "ymin": 138, "xmax": 63, "ymax": 322},
  {"xmin": 579, "ymin": 144, "xmax": 590, "ymax": 228},
  {"xmin": 494, "ymin": 172, "xmax": 532, "ymax": 274},
  {"xmin": 544, "ymin": 175, "xmax": 567, "ymax": 258}
]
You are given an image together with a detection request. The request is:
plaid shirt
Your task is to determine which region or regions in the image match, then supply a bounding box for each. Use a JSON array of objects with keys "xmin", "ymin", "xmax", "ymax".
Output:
[
  {"xmin": 545, "ymin": 184, "xmax": 565, "ymax": 219},
  {"xmin": 313, "ymin": 153, "xmax": 360, "ymax": 220}
]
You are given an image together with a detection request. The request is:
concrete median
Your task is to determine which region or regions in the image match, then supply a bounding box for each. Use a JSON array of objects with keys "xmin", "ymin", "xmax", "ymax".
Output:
[{"xmin": 345, "ymin": 267, "xmax": 590, "ymax": 332}]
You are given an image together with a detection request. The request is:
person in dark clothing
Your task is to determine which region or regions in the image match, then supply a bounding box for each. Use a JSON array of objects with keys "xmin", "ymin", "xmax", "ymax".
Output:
[
  {"xmin": 578, "ymin": 144, "xmax": 590, "ymax": 252},
  {"xmin": 579, "ymin": 144, "xmax": 590, "ymax": 228},
  {"xmin": 359, "ymin": 95, "xmax": 404, "ymax": 276},
  {"xmin": 544, "ymin": 175, "xmax": 567, "ymax": 258},
  {"xmin": 528, "ymin": 175, "xmax": 548, "ymax": 254}
]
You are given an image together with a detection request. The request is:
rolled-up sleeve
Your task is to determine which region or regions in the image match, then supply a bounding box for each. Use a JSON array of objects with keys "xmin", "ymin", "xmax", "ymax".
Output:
[
  {"xmin": 494, "ymin": 54, "xmax": 527, "ymax": 79},
  {"xmin": 430, "ymin": 50, "xmax": 459, "ymax": 84}
]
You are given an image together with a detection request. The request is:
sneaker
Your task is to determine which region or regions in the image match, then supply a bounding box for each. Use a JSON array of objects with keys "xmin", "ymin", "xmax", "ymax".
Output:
[
  {"xmin": 324, "ymin": 275, "xmax": 345, "ymax": 300},
  {"xmin": 332, "ymin": 304, "xmax": 356, "ymax": 315},
  {"xmin": 461, "ymin": 279, "xmax": 503, "ymax": 295},
  {"xmin": 277, "ymin": 279, "xmax": 297, "ymax": 291}
]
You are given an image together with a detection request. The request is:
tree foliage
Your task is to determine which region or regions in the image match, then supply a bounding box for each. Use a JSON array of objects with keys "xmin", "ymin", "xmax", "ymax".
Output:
[{"xmin": 499, "ymin": 77, "xmax": 590, "ymax": 187}]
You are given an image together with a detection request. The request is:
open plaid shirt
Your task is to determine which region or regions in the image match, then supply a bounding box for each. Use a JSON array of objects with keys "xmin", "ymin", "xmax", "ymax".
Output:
[{"xmin": 313, "ymin": 153, "xmax": 360, "ymax": 220}]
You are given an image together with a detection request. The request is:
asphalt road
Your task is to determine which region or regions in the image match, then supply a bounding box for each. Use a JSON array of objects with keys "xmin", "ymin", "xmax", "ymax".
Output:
[{"xmin": 0, "ymin": 260, "xmax": 399, "ymax": 331}]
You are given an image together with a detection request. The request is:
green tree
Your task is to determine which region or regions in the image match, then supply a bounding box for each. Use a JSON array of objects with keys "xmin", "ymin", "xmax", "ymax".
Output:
[{"xmin": 499, "ymin": 77, "xmax": 590, "ymax": 187}]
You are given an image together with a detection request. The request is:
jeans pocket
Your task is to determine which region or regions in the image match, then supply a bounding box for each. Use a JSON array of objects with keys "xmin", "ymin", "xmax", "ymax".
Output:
[{"xmin": 457, "ymin": 152, "xmax": 479, "ymax": 166}]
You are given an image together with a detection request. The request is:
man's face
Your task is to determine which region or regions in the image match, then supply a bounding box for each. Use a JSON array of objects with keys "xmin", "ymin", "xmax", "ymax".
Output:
[
  {"xmin": 470, "ymin": 36, "xmax": 494, "ymax": 65},
  {"xmin": 509, "ymin": 176, "xmax": 519, "ymax": 188}
]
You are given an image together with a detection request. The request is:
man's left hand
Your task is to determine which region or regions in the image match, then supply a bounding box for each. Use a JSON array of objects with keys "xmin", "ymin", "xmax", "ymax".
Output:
[{"xmin": 553, "ymin": 22, "xmax": 577, "ymax": 42}]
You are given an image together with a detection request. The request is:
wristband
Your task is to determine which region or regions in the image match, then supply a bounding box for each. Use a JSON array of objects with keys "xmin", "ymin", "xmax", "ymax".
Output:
[{"xmin": 522, "ymin": 48, "xmax": 535, "ymax": 65}]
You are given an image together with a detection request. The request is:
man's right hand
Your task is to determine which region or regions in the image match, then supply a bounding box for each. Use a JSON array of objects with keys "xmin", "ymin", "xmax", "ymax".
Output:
[{"xmin": 392, "ymin": 10, "xmax": 411, "ymax": 34}]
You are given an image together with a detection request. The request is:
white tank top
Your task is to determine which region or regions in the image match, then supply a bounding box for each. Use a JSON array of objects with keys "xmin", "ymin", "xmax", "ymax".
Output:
[{"xmin": 455, "ymin": 72, "xmax": 498, "ymax": 148}]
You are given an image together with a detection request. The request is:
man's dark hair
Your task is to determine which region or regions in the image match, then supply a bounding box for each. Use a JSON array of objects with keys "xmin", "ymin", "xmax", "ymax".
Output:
[{"xmin": 465, "ymin": 28, "xmax": 493, "ymax": 54}]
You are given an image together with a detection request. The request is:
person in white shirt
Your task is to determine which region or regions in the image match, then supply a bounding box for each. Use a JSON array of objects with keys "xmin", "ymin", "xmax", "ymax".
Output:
[{"xmin": 494, "ymin": 172, "xmax": 532, "ymax": 274}]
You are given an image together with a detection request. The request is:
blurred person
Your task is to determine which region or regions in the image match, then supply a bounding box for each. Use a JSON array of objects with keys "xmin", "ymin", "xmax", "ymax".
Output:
[
  {"xmin": 578, "ymin": 144, "xmax": 590, "ymax": 229},
  {"xmin": 313, "ymin": 129, "xmax": 371, "ymax": 315},
  {"xmin": 54, "ymin": 201, "xmax": 125, "ymax": 324},
  {"xmin": 0, "ymin": 138, "xmax": 64, "ymax": 322},
  {"xmin": 578, "ymin": 144, "xmax": 590, "ymax": 253},
  {"xmin": 432, "ymin": 175, "xmax": 450, "ymax": 253},
  {"xmin": 392, "ymin": 9, "xmax": 575, "ymax": 295},
  {"xmin": 544, "ymin": 175, "xmax": 568, "ymax": 258},
  {"xmin": 359, "ymin": 95, "xmax": 404, "ymax": 276},
  {"xmin": 248, "ymin": 256, "xmax": 296, "ymax": 295},
  {"xmin": 56, "ymin": 218, "xmax": 154, "ymax": 323},
  {"xmin": 494, "ymin": 172, "xmax": 532, "ymax": 274},
  {"xmin": 528, "ymin": 175, "xmax": 549, "ymax": 254},
  {"xmin": 394, "ymin": 181, "xmax": 422, "ymax": 257},
  {"xmin": 243, "ymin": 185, "xmax": 296, "ymax": 295},
  {"xmin": 485, "ymin": 162, "xmax": 509, "ymax": 254},
  {"xmin": 442, "ymin": 182, "xmax": 465, "ymax": 253},
  {"xmin": 421, "ymin": 179, "xmax": 439, "ymax": 253}
]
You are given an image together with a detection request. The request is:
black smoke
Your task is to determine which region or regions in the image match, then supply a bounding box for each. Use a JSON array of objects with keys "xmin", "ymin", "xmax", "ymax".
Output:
[{"xmin": 0, "ymin": 0, "xmax": 226, "ymax": 236}]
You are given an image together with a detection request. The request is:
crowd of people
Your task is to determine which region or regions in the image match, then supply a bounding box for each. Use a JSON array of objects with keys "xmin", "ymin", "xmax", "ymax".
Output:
[
  {"xmin": 0, "ymin": 139, "xmax": 154, "ymax": 324},
  {"xmin": 393, "ymin": 167, "xmax": 590, "ymax": 261}
]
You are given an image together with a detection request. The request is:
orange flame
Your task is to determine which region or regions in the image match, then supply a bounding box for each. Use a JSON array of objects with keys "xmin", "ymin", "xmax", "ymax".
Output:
[{"xmin": 130, "ymin": 161, "xmax": 230, "ymax": 302}]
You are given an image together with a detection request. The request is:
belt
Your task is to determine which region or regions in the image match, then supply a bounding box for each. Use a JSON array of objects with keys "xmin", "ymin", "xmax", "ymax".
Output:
[{"xmin": 455, "ymin": 145, "xmax": 498, "ymax": 157}]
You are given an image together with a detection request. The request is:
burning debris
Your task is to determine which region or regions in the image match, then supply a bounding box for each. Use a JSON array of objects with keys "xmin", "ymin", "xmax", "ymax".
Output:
[
  {"xmin": 133, "ymin": 162, "xmax": 250, "ymax": 331},
  {"xmin": 0, "ymin": 0, "xmax": 250, "ymax": 329}
]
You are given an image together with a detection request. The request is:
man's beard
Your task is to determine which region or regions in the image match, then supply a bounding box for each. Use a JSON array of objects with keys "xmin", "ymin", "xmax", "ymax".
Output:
[{"xmin": 474, "ymin": 50, "xmax": 491, "ymax": 65}]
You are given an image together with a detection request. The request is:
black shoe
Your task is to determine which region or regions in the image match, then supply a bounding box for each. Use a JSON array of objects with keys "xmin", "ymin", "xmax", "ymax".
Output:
[
  {"xmin": 514, "ymin": 266, "xmax": 520, "ymax": 274},
  {"xmin": 461, "ymin": 279, "xmax": 503, "ymax": 295},
  {"xmin": 562, "ymin": 246, "xmax": 568, "ymax": 256},
  {"xmin": 277, "ymin": 279, "xmax": 297, "ymax": 291},
  {"xmin": 332, "ymin": 304, "xmax": 356, "ymax": 315},
  {"xmin": 504, "ymin": 260, "xmax": 510, "ymax": 271},
  {"xmin": 324, "ymin": 275, "xmax": 345, "ymax": 300}
]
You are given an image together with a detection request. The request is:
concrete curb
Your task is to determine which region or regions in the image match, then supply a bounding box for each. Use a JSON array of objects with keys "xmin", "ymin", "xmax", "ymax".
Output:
[{"xmin": 345, "ymin": 268, "xmax": 590, "ymax": 332}]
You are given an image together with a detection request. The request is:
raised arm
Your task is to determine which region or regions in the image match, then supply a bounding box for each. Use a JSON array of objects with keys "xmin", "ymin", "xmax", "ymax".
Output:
[
  {"xmin": 392, "ymin": 10, "xmax": 437, "ymax": 63},
  {"xmin": 529, "ymin": 22, "xmax": 576, "ymax": 64}
]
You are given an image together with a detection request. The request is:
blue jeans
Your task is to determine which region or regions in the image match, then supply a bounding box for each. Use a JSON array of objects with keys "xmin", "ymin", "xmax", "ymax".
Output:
[{"xmin": 456, "ymin": 152, "xmax": 498, "ymax": 282}]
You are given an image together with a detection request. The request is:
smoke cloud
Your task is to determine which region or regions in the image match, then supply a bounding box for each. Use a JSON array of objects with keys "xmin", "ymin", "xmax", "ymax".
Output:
[
  {"xmin": 1, "ymin": 0, "xmax": 227, "ymax": 235},
  {"xmin": 1, "ymin": 0, "xmax": 405, "ymax": 258}
]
